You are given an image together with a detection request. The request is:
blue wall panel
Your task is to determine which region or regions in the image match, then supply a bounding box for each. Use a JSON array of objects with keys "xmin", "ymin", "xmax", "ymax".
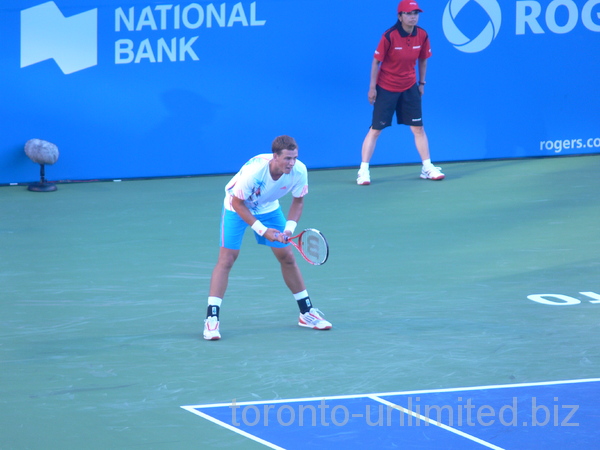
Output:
[{"xmin": 1, "ymin": 0, "xmax": 599, "ymax": 184}]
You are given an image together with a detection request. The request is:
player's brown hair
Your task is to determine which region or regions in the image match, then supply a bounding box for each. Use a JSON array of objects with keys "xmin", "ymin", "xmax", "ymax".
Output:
[{"xmin": 272, "ymin": 135, "xmax": 298, "ymax": 154}]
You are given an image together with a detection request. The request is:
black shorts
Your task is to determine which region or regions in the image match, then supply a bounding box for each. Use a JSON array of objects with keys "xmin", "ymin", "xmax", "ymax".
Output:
[{"xmin": 371, "ymin": 84, "xmax": 423, "ymax": 130}]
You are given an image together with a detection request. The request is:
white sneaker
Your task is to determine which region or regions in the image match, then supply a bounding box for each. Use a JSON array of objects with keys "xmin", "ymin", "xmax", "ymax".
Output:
[
  {"xmin": 357, "ymin": 169, "xmax": 371, "ymax": 185},
  {"xmin": 298, "ymin": 308, "xmax": 332, "ymax": 330},
  {"xmin": 203, "ymin": 316, "xmax": 221, "ymax": 340},
  {"xmin": 420, "ymin": 165, "xmax": 445, "ymax": 180}
]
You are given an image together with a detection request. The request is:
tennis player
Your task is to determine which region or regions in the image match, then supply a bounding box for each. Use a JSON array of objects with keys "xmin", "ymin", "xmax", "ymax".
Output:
[
  {"xmin": 203, "ymin": 135, "xmax": 332, "ymax": 340},
  {"xmin": 357, "ymin": 0, "xmax": 445, "ymax": 185}
]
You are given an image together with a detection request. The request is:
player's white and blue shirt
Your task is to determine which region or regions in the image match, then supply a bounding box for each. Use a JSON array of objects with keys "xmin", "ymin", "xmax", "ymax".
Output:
[{"xmin": 224, "ymin": 153, "xmax": 308, "ymax": 215}]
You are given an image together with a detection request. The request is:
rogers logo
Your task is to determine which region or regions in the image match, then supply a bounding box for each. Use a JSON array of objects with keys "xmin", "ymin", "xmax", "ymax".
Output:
[
  {"xmin": 442, "ymin": 0, "xmax": 502, "ymax": 53},
  {"xmin": 443, "ymin": 0, "xmax": 600, "ymax": 54}
]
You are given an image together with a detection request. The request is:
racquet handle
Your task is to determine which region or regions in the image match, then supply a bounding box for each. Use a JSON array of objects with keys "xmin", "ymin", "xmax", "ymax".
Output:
[{"xmin": 273, "ymin": 232, "xmax": 290, "ymax": 242}]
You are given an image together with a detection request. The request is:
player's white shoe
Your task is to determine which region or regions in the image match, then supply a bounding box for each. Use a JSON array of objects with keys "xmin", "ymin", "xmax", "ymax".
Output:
[
  {"xmin": 420, "ymin": 166, "xmax": 445, "ymax": 180},
  {"xmin": 357, "ymin": 169, "xmax": 371, "ymax": 185},
  {"xmin": 299, "ymin": 308, "xmax": 332, "ymax": 330},
  {"xmin": 203, "ymin": 316, "xmax": 221, "ymax": 340}
]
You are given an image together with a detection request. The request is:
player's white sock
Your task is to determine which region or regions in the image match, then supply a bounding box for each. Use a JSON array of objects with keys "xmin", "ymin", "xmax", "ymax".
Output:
[
  {"xmin": 293, "ymin": 290, "xmax": 309, "ymax": 301},
  {"xmin": 208, "ymin": 296, "xmax": 222, "ymax": 307},
  {"xmin": 360, "ymin": 162, "xmax": 369, "ymax": 172},
  {"xmin": 422, "ymin": 159, "xmax": 433, "ymax": 169}
]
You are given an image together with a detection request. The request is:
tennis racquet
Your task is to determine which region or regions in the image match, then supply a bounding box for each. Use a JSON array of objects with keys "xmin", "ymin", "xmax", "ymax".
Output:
[{"xmin": 275, "ymin": 228, "xmax": 329, "ymax": 265}]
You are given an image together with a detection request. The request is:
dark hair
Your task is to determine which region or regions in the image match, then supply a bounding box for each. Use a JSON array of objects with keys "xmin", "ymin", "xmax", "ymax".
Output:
[{"xmin": 271, "ymin": 135, "xmax": 298, "ymax": 154}]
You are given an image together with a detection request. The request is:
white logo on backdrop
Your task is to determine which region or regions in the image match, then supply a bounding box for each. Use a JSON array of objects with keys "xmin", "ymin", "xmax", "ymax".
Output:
[
  {"xmin": 442, "ymin": 0, "xmax": 502, "ymax": 53},
  {"xmin": 21, "ymin": 2, "xmax": 98, "ymax": 74},
  {"xmin": 20, "ymin": 1, "xmax": 267, "ymax": 74}
]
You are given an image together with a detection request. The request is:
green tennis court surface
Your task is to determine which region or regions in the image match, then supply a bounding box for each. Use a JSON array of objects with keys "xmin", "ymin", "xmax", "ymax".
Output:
[{"xmin": 2, "ymin": 156, "xmax": 599, "ymax": 448}]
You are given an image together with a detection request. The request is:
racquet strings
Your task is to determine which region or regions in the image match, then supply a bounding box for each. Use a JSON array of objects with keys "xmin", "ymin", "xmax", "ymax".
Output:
[{"xmin": 299, "ymin": 229, "xmax": 328, "ymax": 264}]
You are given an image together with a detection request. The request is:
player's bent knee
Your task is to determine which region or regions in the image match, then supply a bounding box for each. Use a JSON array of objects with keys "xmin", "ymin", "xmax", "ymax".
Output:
[{"xmin": 272, "ymin": 248, "xmax": 295, "ymax": 265}]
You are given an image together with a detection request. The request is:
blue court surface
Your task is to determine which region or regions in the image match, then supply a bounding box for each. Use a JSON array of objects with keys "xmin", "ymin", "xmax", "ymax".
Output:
[{"xmin": 182, "ymin": 378, "xmax": 600, "ymax": 449}]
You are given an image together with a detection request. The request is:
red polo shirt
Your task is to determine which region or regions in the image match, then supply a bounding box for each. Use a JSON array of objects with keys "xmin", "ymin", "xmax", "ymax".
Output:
[{"xmin": 374, "ymin": 23, "xmax": 431, "ymax": 92}]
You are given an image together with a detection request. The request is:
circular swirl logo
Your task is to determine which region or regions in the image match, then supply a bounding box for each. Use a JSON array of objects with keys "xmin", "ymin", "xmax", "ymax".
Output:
[{"xmin": 443, "ymin": 0, "xmax": 502, "ymax": 53}]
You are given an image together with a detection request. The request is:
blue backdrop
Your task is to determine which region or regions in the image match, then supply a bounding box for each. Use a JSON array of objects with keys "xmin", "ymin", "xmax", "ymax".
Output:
[{"xmin": 1, "ymin": 0, "xmax": 599, "ymax": 184}]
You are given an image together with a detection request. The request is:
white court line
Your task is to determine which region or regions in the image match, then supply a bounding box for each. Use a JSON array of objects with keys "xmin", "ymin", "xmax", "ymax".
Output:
[
  {"xmin": 181, "ymin": 377, "xmax": 600, "ymax": 409},
  {"xmin": 368, "ymin": 395, "xmax": 505, "ymax": 450},
  {"xmin": 180, "ymin": 405, "xmax": 285, "ymax": 450},
  {"xmin": 180, "ymin": 377, "xmax": 600, "ymax": 449}
]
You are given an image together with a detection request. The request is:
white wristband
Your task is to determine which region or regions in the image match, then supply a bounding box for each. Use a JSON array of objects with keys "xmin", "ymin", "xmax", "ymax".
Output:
[
  {"xmin": 284, "ymin": 220, "xmax": 297, "ymax": 234},
  {"xmin": 251, "ymin": 220, "xmax": 267, "ymax": 236}
]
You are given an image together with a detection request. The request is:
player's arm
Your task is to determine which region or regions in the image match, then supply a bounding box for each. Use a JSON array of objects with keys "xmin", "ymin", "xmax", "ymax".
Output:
[
  {"xmin": 230, "ymin": 196, "xmax": 281, "ymax": 242},
  {"xmin": 417, "ymin": 58, "xmax": 427, "ymax": 95},
  {"xmin": 284, "ymin": 196, "xmax": 304, "ymax": 238},
  {"xmin": 368, "ymin": 58, "xmax": 381, "ymax": 105}
]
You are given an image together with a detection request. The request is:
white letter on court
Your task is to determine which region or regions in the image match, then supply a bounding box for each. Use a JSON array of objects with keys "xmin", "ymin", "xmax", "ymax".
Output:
[{"xmin": 527, "ymin": 294, "xmax": 581, "ymax": 305}]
